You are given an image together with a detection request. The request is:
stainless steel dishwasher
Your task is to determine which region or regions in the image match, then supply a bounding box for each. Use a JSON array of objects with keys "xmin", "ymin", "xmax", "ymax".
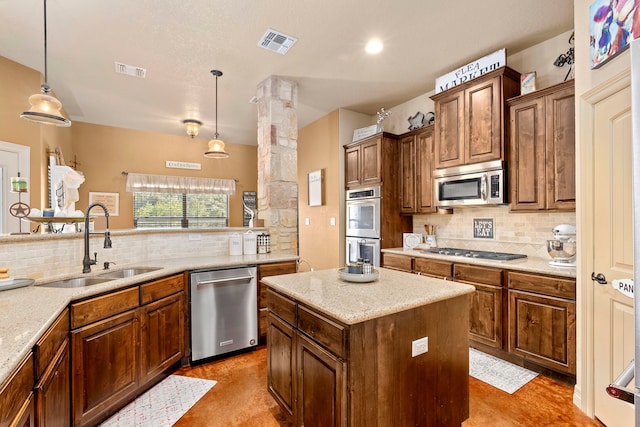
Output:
[{"xmin": 190, "ymin": 265, "xmax": 258, "ymax": 362}]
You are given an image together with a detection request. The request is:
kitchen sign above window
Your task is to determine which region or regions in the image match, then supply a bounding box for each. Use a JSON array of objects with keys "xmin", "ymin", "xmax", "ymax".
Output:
[{"xmin": 435, "ymin": 48, "xmax": 506, "ymax": 94}]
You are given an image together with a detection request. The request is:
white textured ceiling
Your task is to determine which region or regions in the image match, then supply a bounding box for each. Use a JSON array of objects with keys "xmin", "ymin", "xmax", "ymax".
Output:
[{"xmin": 0, "ymin": 0, "xmax": 574, "ymax": 145}]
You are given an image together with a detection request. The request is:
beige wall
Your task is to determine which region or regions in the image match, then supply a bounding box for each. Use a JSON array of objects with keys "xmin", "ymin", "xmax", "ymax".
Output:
[
  {"xmin": 297, "ymin": 110, "xmax": 341, "ymax": 270},
  {"xmin": 72, "ymin": 121, "xmax": 257, "ymax": 229},
  {"xmin": 0, "ymin": 56, "xmax": 73, "ymax": 209}
]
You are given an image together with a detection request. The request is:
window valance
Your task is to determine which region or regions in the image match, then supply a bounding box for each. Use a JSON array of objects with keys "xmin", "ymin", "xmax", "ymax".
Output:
[{"xmin": 125, "ymin": 173, "xmax": 236, "ymax": 195}]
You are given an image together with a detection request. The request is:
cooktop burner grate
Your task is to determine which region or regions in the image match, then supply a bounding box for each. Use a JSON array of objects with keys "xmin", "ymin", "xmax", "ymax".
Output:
[{"xmin": 422, "ymin": 248, "xmax": 527, "ymax": 261}]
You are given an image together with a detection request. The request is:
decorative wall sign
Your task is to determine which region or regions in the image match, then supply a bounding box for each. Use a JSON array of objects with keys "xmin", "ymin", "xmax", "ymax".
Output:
[
  {"xmin": 590, "ymin": 0, "xmax": 640, "ymax": 69},
  {"xmin": 435, "ymin": 49, "xmax": 506, "ymax": 94},
  {"xmin": 520, "ymin": 72, "xmax": 537, "ymax": 94},
  {"xmin": 473, "ymin": 218, "xmax": 494, "ymax": 239},
  {"xmin": 88, "ymin": 192, "xmax": 119, "ymax": 216},
  {"xmin": 308, "ymin": 169, "xmax": 324, "ymax": 207},
  {"xmin": 166, "ymin": 160, "xmax": 201, "ymax": 170},
  {"xmin": 352, "ymin": 125, "xmax": 378, "ymax": 142},
  {"xmin": 242, "ymin": 191, "xmax": 257, "ymax": 227},
  {"xmin": 612, "ymin": 278, "xmax": 634, "ymax": 299}
]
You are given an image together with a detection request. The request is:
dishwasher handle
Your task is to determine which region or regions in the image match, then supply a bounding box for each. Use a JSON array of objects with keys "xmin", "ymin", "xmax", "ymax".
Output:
[{"xmin": 195, "ymin": 275, "xmax": 255, "ymax": 286}]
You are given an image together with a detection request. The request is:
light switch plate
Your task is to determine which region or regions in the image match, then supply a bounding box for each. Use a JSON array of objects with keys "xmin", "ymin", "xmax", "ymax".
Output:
[
  {"xmin": 330, "ymin": 217, "xmax": 336, "ymax": 226},
  {"xmin": 305, "ymin": 217, "xmax": 310, "ymax": 225}
]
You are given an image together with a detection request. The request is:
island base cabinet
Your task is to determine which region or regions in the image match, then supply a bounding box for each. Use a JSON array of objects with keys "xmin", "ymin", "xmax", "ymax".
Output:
[
  {"xmin": 71, "ymin": 309, "xmax": 140, "ymax": 427},
  {"xmin": 267, "ymin": 312, "xmax": 296, "ymax": 422},
  {"xmin": 296, "ymin": 333, "xmax": 346, "ymax": 427},
  {"xmin": 0, "ymin": 352, "xmax": 35, "ymax": 427}
]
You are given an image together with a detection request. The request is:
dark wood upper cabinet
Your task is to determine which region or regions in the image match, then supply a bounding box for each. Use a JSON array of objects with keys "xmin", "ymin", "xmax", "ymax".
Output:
[
  {"xmin": 344, "ymin": 134, "xmax": 384, "ymax": 188},
  {"xmin": 431, "ymin": 67, "xmax": 521, "ymax": 169},
  {"xmin": 508, "ymin": 80, "xmax": 575, "ymax": 211},
  {"xmin": 398, "ymin": 125, "xmax": 436, "ymax": 214}
]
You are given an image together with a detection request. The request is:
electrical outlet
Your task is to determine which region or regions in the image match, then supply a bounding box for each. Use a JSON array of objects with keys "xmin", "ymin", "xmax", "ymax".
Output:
[
  {"xmin": 411, "ymin": 337, "xmax": 428, "ymax": 357},
  {"xmin": 305, "ymin": 217, "xmax": 310, "ymax": 225},
  {"xmin": 330, "ymin": 217, "xmax": 336, "ymax": 226}
]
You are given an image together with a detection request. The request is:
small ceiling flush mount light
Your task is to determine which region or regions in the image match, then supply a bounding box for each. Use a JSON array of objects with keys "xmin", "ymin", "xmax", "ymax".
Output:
[
  {"xmin": 365, "ymin": 39, "xmax": 384, "ymax": 55},
  {"xmin": 20, "ymin": 0, "xmax": 71, "ymax": 127},
  {"xmin": 204, "ymin": 70, "xmax": 230, "ymax": 159},
  {"xmin": 182, "ymin": 119, "xmax": 202, "ymax": 138}
]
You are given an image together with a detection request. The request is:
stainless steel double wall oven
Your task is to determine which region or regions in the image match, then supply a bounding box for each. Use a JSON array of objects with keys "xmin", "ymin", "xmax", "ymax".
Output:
[{"xmin": 345, "ymin": 186, "xmax": 381, "ymax": 266}]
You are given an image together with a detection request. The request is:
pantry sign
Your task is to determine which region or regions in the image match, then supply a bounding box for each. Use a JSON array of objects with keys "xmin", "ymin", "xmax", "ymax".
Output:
[{"xmin": 435, "ymin": 48, "xmax": 506, "ymax": 94}]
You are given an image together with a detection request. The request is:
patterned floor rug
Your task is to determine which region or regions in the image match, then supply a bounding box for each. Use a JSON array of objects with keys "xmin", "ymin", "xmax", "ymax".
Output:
[
  {"xmin": 100, "ymin": 375, "xmax": 217, "ymax": 427},
  {"xmin": 469, "ymin": 348, "xmax": 538, "ymax": 394}
]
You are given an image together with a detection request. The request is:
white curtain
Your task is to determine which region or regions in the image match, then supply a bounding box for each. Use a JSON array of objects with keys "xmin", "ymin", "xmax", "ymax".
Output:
[{"xmin": 125, "ymin": 173, "xmax": 236, "ymax": 195}]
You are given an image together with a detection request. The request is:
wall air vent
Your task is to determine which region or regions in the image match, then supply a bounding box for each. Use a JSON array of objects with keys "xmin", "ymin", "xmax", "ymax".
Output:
[
  {"xmin": 257, "ymin": 29, "xmax": 297, "ymax": 55},
  {"xmin": 114, "ymin": 62, "xmax": 147, "ymax": 78}
]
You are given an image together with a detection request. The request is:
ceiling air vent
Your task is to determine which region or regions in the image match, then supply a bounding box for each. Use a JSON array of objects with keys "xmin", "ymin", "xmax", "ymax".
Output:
[
  {"xmin": 257, "ymin": 29, "xmax": 297, "ymax": 55},
  {"xmin": 114, "ymin": 62, "xmax": 147, "ymax": 78}
]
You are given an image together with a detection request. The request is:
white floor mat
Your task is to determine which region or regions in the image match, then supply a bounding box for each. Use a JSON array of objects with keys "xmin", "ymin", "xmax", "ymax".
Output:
[{"xmin": 469, "ymin": 348, "xmax": 538, "ymax": 394}]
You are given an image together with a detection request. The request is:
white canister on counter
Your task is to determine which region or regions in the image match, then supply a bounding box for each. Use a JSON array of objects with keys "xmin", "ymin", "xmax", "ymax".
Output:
[
  {"xmin": 229, "ymin": 233, "xmax": 243, "ymax": 256},
  {"xmin": 243, "ymin": 230, "xmax": 257, "ymax": 255}
]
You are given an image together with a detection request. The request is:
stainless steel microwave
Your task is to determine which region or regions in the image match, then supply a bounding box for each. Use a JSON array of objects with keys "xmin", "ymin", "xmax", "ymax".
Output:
[{"xmin": 433, "ymin": 160, "xmax": 506, "ymax": 207}]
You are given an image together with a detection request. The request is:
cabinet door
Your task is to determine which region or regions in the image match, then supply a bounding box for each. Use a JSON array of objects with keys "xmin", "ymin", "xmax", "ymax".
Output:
[
  {"xmin": 465, "ymin": 76, "xmax": 502, "ymax": 164},
  {"xmin": 509, "ymin": 290, "xmax": 576, "ymax": 375},
  {"xmin": 258, "ymin": 262, "xmax": 298, "ymax": 343},
  {"xmin": 434, "ymin": 89, "xmax": 465, "ymax": 168},
  {"xmin": 10, "ymin": 395, "xmax": 35, "ymax": 427},
  {"xmin": 71, "ymin": 309, "xmax": 140, "ymax": 427},
  {"xmin": 509, "ymin": 97, "xmax": 546, "ymax": 211},
  {"xmin": 141, "ymin": 293, "xmax": 184, "ymax": 385},
  {"xmin": 296, "ymin": 332, "xmax": 346, "ymax": 427},
  {"xmin": 398, "ymin": 135, "xmax": 416, "ymax": 213},
  {"xmin": 414, "ymin": 258, "xmax": 452, "ymax": 279},
  {"xmin": 468, "ymin": 283, "xmax": 503, "ymax": 349},
  {"xmin": 345, "ymin": 145, "xmax": 361, "ymax": 187},
  {"xmin": 381, "ymin": 253, "xmax": 412, "ymax": 272},
  {"xmin": 267, "ymin": 313, "xmax": 296, "ymax": 422},
  {"xmin": 360, "ymin": 137, "xmax": 381, "ymax": 185},
  {"xmin": 35, "ymin": 339, "xmax": 70, "ymax": 427},
  {"xmin": 545, "ymin": 86, "xmax": 576, "ymax": 210},
  {"xmin": 416, "ymin": 127, "xmax": 436, "ymax": 213}
]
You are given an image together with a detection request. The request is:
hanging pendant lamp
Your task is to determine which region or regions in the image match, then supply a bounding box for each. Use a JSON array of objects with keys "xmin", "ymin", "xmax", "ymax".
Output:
[
  {"xmin": 204, "ymin": 70, "xmax": 229, "ymax": 158},
  {"xmin": 20, "ymin": 0, "xmax": 71, "ymax": 127}
]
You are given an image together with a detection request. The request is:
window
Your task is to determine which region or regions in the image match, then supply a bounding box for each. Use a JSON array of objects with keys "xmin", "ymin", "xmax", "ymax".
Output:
[
  {"xmin": 133, "ymin": 191, "xmax": 229, "ymax": 229},
  {"xmin": 125, "ymin": 173, "xmax": 236, "ymax": 229}
]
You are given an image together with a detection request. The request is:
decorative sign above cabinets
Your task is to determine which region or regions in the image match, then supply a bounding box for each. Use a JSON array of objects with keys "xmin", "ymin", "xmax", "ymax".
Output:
[
  {"xmin": 166, "ymin": 160, "xmax": 201, "ymax": 170},
  {"xmin": 435, "ymin": 48, "xmax": 506, "ymax": 94}
]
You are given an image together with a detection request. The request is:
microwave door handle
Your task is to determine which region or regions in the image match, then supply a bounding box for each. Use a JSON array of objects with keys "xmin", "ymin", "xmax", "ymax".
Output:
[{"xmin": 481, "ymin": 173, "xmax": 488, "ymax": 200}]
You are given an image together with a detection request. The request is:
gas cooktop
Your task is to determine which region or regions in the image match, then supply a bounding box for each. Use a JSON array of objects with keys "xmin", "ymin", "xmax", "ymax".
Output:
[{"xmin": 422, "ymin": 248, "xmax": 527, "ymax": 261}]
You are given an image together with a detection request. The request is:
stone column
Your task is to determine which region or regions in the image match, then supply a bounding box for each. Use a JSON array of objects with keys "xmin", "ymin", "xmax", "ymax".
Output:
[{"xmin": 256, "ymin": 76, "xmax": 298, "ymax": 254}]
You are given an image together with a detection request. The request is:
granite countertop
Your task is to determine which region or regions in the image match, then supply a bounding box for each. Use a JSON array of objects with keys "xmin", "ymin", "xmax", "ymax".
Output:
[
  {"xmin": 0, "ymin": 253, "xmax": 297, "ymax": 389},
  {"xmin": 381, "ymin": 247, "xmax": 576, "ymax": 278},
  {"xmin": 262, "ymin": 267, "xmax": 475, "ymax": 325}
]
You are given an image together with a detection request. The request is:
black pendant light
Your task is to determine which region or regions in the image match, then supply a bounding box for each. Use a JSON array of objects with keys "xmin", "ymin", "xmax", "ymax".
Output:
[
  {"xmin": 204, "ymin": 70, "xmax": 230, "ymax": 158},
  {"xmin": 20, "ymin": 0, "xmax": 71, "ymax": 127}
]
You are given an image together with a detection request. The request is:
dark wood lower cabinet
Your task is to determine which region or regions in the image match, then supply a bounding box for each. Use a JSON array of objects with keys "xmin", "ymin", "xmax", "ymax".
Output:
[
  {"xmin": 258, "ymin": 262, "xmax": 298, "ymax": 344},
  {"xmin": 72, "ymin": 309, "xmax": 140, "ymax": 426},
  {"xmin": 0, "ymin": 352, "xmax": 35, "ymax": 427},
  {"xmin": 12, "ymin": 394, "xmax": 35, "ymax": 427},
  {"xmin": 35, "ymin": 339, "xmax": 70, "ymax": 427},
  {"xmin": 296, "ymin": 333, "xmax": 346, "ymax": 427},
  {"xmin": 267, "ymin": 313, "xmax": 296, "ymax": 422},
  {"xmin": 141, "ymin": 293, "xmax": 184, "ymax": 385}
]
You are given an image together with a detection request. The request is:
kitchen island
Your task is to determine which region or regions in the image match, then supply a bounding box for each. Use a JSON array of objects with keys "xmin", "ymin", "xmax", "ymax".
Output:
[{"xmin": 263, "ymin": 267, "xmax": 475, "ymax": 427}]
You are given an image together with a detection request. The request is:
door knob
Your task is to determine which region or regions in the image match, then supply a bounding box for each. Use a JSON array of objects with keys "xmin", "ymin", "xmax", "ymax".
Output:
[{"xmin": 591, "ymin": 272, "xmax": 607, "ymax": 284}]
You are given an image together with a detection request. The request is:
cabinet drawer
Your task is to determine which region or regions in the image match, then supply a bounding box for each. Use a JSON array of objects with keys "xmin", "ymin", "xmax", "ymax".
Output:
[
  {"xmin": 382, "ymin": 253, "xmax": 413, "ymax": 272},
  {"xmin": 508, "ymin": 272, "xmax": 575, "ymax": 300},
  {"xmin": 0, "ymin": 352, "xmax": 34, "ymax": 427},
  {"xmin": 34, "ymin": 308, "xmax": 69, "ymax": 380},
  {"xmin": 298, "ymin": 305, "xmax": 345, "ymax": 359},
  {"xmin": 140, "ymin": 274, "xmax": 184, "ymax": 305},
  {"xmin": 71, "ymin": 287, "xmax": 140, "ymax": 329},
  {"xmin": 267, "ymin": 288, "xmax": 296, "ymax": 326},
  {"xmin": 454, "ymin": 264, "xmax": 503, "ymax": 286},
  {"xmin": 259, "ymin": 261, "xmax": 297, "ymax": 278},
  {"xmin": 414, "ymin": 258, "xmax": 452, "ymax": 279}
]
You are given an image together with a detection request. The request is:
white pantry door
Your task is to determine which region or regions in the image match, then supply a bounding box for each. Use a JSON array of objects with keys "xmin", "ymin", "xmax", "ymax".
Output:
[{"xmin": 592, "ymin": 82, "xmax": 634, "ymax": 426}]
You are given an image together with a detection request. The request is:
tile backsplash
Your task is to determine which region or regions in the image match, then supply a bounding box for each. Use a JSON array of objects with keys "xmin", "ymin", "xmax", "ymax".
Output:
[{"xmin": 413, "ymin": 206, "xmax": 576, "ymax": 258}]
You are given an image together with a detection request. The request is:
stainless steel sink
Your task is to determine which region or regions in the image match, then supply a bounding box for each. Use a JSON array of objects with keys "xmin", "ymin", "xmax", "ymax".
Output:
[
  {"xmin": 39, "ymin": 277, "xmax": 115, "ymax": 288},
  {"xmin": 97, "ymin": 267, "xmax": 162, "ymax": 279}
]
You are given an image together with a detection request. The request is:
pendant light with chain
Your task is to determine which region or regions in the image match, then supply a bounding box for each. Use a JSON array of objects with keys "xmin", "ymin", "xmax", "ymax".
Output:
[
  {"xmin": 20, "ymin": 0, "xmax": 71, "ymax": 127},
  {"xmin": 204, "ymin": 70, "xmax": 229, "ymax": 158}
]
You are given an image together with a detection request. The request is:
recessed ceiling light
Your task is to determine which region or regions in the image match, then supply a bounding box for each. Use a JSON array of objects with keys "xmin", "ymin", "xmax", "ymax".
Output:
[{"xmin": 365, "ymin": 39, "xmax": 383, "ymax": 54}]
